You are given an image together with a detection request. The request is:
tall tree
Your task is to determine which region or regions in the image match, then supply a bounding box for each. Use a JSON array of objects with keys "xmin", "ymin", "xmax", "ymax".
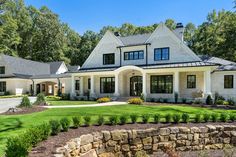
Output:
[
  {"xmin": 184, "ymin": 23, "xmax": 196, "ymax": 48},
  {"xmin": 165, "ymin": 19, "xmax": 176, "ymax": 30}
]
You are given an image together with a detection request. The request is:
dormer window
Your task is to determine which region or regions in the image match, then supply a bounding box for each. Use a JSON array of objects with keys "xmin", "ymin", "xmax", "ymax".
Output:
[
  {"xmin": 0, "ymin": 66, "xmax": 5, "ymax": 74},
  {"xmin": 124, "ymin": 51, "xmax": 144, "ymax": 60},
  {"xmin": 103, "ymin": 53, "xmax": 115, "ymax": 65},
  {"xmin": 154, "ymin": 47, "xmax": 169, "ymax": 61}
]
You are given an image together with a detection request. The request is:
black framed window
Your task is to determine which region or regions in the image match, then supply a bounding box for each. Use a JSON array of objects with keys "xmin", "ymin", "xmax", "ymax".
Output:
[
  {"xmin": 100, "ymin": 77, "xmax": 115, "ymax": 93},
  {"xmin": 103, "ymin": 53, "xmax": 115, "ymax": 65},
  {"xmin": 75, "ymin": 80, "xmax": 80, "ymax": 90},
  {"xmin": 124, "ymin": 51, "xmax": 144, "ymax": 60},
  {"xmin": 187, "ymin": 75, "xmax": 196, "ymax": 88},
  {"xmin": 151, "ymin": 75, "xmax": 173, "ymax": 93},
  {"xmin": 0, "ymin": 81, "xmax": 6, "ymax": 92},
  {"xmin": 42, "ymin": 84, "xmax": 46, "ymax": 92},
  {"xmin": 0, "ymin": 66, "xmax": 5, "ymax": 74},
  {"xmin": 154, "ymin": 47, "xmax": 169, "ymax": 61},
  {"xmin": 88, "ymin": 78, "xmax": 91, "ymax": 90},
  {"xmin": 224, "ymin": 75, "xmax": 234, "ymax": 88}
]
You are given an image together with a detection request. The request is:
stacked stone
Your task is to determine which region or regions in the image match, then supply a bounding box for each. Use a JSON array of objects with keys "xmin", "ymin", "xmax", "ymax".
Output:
[{"xmin": 54, "ymin": 125, "xmax": 236, "ymax": 157}]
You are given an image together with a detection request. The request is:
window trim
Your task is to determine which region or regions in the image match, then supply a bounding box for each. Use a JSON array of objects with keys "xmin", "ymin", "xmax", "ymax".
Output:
[
  {"xmin": 100, "ymin": 77, "xmax": 115, "ymax": 93},
  {"xmin": 103, "ymin": 53, "xmax": 115, "ymax": 65},
  {"xmin": 154, "ymin": 47, "xmax": 170, "ymax": 61},
  {"xmin": 124, "ymin": 50, "xmax": 144, "ymax": 60},
  {"xmin": 224, "ymin": 75, "xmax": 234, "ymax": 89},
  {"xmin": 0, "ymin": 66, "xmax": 5, "ymax": 74},
  {"xmin": 150, "ymin": 75, "xmax": 173, "ymax": 94},
  {"xmin": 187, "ymin": 75, "xmax": 196, "ymax": 89}
]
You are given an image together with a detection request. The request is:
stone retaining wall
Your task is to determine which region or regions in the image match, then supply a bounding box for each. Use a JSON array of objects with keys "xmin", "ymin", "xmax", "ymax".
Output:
[{"xmin": 54, "ymin": 125, "xmax": 236, "ymax": 157}]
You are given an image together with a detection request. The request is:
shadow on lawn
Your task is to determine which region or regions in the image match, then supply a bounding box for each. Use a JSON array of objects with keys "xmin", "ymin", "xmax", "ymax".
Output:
[{"xmin": 0, "ymin": 118, "xmax": 23, "ymax": 132}]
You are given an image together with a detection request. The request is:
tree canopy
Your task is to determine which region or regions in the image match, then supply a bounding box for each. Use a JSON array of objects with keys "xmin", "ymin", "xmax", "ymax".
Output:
[{"xmin": 0, "ymin": 0, "xmax": 236, "ymax": 65}]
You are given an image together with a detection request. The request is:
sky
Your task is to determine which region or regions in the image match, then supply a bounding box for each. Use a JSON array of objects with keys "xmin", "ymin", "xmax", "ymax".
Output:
[{"xmin": 24, "ymin": 0, "xmax": 235, "ymax": 35}]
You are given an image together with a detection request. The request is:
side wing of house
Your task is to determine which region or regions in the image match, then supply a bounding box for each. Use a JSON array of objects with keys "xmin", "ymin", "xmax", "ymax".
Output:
[
  {"xmin": 81, "ymin": 31, "xmax": 123, "ymax": 69},
  {"xmin": 56, "ymin": 62, "xmax": 68, "ymax": 74}
]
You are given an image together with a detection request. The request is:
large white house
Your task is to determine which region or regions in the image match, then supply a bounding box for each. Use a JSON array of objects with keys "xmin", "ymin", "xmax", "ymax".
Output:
[{"xmin": 0, "ymin": 23, "xmax": 236, "ymax": 102}]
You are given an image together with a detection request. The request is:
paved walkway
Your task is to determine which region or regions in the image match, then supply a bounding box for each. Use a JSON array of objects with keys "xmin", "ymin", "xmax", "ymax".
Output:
[
  {"xmin": 0, "ymin": 97, "xmax": 36, "ymax": 113},
  {"xmin": 43, "ymin": 101, "xmax": 127, "ymax": 108}
]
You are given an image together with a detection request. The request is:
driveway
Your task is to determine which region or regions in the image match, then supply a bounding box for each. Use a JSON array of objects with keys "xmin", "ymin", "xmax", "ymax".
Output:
[{"xmin": 0, "ymin": 97, "xmax": 36, "ymax": 113}]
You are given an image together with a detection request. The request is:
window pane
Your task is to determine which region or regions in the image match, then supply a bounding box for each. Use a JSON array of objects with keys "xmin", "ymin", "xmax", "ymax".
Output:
[
  {"xmin": 129, "ymin": 52, "xmax": 134, "ymax": 60},
  {"xmin": 162, "ymin": 48, "xmax": 169, "ymax": 60},
  {"xmin": 224, "ymin": 75, "xmax": 234, "ymax": 88},
  {"xmin": 187, "ymin": 75, "xmax": 196, "ymax": 88},
  {"xmin": 103, "ymin": 54, "xmax": 115, "ymax": 65},
  {"xmin": 151, "ymin": 75, "xmax": 173, "ymax": 93},
  {"xmin": 100, "ymin": 77, "xmax": 115, "ymax": 93},
  {"xmin": 154, "ymin": 49, "xmax": 162, "ymax": 60},
  {"xmin": 154, "ymin": 48, "xmax": 170, "ymax": 61},
  {"xmin": 124, "ymin": 53, "xmax": 129, "ymax": 60},
  {"xmin": 0, "ymin": 82, "xmax": 6, "ymax": 92},
  {"xmin": 139, "ymin": 51, "xmax": 144, "ymax": 59},
  {"xmin": 0, "ymin": 67, "xmax": 5, "ymax": 74}
]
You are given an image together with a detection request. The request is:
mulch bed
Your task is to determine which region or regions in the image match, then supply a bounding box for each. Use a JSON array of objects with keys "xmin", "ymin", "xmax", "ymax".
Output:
[
  {"xmin": 1, "ymin": 106, "xmax": 47, "ymax": 115},
  {"xmin": 29, "ymin": 122, "xmax": 236, "ymax": 157}
]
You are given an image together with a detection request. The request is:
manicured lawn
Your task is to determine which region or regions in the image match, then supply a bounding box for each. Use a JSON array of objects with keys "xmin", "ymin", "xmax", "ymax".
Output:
[
  {"xmin": 0, "ymin": 104, "xmax": 236, "ymax": 155},
  {"xmin": 47, "ymin": 100, "xmax": 97, "ymax": 106}
]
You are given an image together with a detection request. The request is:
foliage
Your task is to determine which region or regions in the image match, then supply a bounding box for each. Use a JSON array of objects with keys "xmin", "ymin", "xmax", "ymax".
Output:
[
  {"xmin": 165, "ymin": 114, "xmax": 172, "ymax": 123},
  {"xmin": 182, "ymin": 98, "xmax": 187, "ymax": 104},
  {"xmin": 174, "ymin": 92, "xmax": 178, "ymax": 103},
  {"xmin": 109, "ymin": 115, "xmax": 119, "ymax": 125},
  {"xmin": 128, "ymin": 98, "xmax": 143, "ymax": 105},
  {"xmin": 130, "ymin": 114, "xmax": 138, "ymax": 124},
  {"xmin": 140, "ymin": 93, "xmax": 145, "ymax": 101},
  {"xmin": 182, "ymin": 113, "xmax": 190, "ymax": 123},
  {"xmin": 206, "ymin": 95, "xmax": 213, "ymax": 105},
  {"xmin": 216, "ymin": 99, "xmax": 225, "ymax": 105},
  {"xmin": 49, "ymin": 119, "xmax": 61, "ymax": 135},
  {"xmin": 230, "ymin": 113, "xmax": 236, "ymax": 122},
  {"xmin": 193, "ymin": 99, "xmax": 202, "ymax": 104},
  {"xmin": 46, "ymin": 96, "xmax": 61, "ymax": 101},
  {"xmin": 153, "ymin": 114, "xmax": 161, "ymax": 123},
  {"xmin": 220, "ymin": 113, "xmax": 228, "ymax": 122},
  {"xmin": 211, "ymin": 113, "xmax": 218, "ymax": 122},
  {"xmin": 72, "ymin": 116, "xmax": 82, "ymax": 128},
  {"xmin": 97, "ymin": 97, "xmax": 111, "ymax": 103},
  {"xmin": 227, "ymin": 98, "xmax": 235, "ymax": 106},
  {"xmin": 60, "ymin": 117, "xmax": 70, "ymax": 132},
  {"xmin": 223, "ymin": 101, "xmax": 229, "ymax": 105},
  {"xmin": 35, "ymin": 93, "xmax": 46, "ymax": 105},
  {"xmin": 61, "ymin": 93, "xmax": 70, "ymax": 100},
  {"xmin": 120, "ymin": 115, "xmax": 129, "ymax": 125},
  {"xmin": 172, "ymin": 114, "xmax": 181, "ymax": 123},
  {"xmin": 203, "ymin": 113, "xmax": 210, "ymax": 122},
  {"xmin": 97, "ymin": 115, "xmax": 105, "ymax": 126},
  {"xmin": 194, "ymin": 113, "xmax": 202, "ymax": 123},
  {"xmin": 19, "ymin": 95, "xmax": 31, "ymax": 108},
  {"xmin": 141, "ymin": 114, "xmax": 150, "ymax": 123},
  {"xmin": 84, "ymin": 115, "xmax": 92, "ymax": 126}
]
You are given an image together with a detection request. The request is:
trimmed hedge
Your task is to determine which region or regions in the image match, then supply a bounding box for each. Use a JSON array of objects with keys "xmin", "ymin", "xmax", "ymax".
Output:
[{"xmin": 19, "ymin": 96, "xmax": 31, "ymax": 108}]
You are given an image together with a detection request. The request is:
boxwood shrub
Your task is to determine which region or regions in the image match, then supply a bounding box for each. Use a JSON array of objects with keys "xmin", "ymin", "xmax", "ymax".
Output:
[
  {"xmin": 109, "ymin": 115, "xmax": 119, "ymax": 125},
  {"xmin": 173, "ymin": 114, "xmax": 181, "ymax": 123},
  {"xmin": 203, "ymin": 113, "xmax": 210, "ymax": 122},
  {"xmin": 230, "ymin": 113, "xmax": 236, "ymax": 122},
  {"xmin": 84, "ymin": 115, "xmax": 92, "ymax": 126},
  {"xmin": 182, "ymin": 113, "xmax": 190, "ymax": 123},
  {"xmin": 211, "ymin": 113, "xmax": 218, "ymax": 122},
  {"xmin": 49, "ymin": 119, "xmax": 61, "ymax": 135},
  {"xmin": 153, "ymin": 114, "xmax": 161, "ymax": 123},
  {"xmin": 130, "ymin": 114, "xmax": 138, "ymax": 124},
  {"xmin": 97, "ymin": 115, "xmax": 105, "ymax": 126},
  {"xmin": 220, "ymin": 113, "xmax": 228, "ymax": 122},
  {"xmin": 19, "ymin": 96, "xmax": 31, "ymax": 108},
  {"xmin": 72, "ymin": 116, "xmax": 82, "ymax": 128},
  {"xmin": 120, "ymin": 115, "xmax": 128, "ymax": 125},
  {"xmin": 165, "ymin": 114, "xmax": 172, "ymax": 123},
  {"xmin": 194, "ymin": 113, "xmax": 202, "ymax": 123},
  {"xmin": 60, "ymin": 117, "xmax": 70, "ymax": 132},
  {"xmin": 141, "ymin": 114, "xmax": 150, "ymax": 123}
]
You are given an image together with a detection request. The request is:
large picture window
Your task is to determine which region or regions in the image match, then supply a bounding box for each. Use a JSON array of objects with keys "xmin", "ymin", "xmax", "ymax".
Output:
[
  {"xmin": 187, "ymin": 75, "xmax": 196, "ymax": 88},
  {"xmin": 0, "ymin": 81, "xmax": 6, "ymax": 92},
  {"xmin": 224, "ymin": 75, "xmax": 234, "ymax": 88},
  {"xmin": 154, "ymin": 47, "xmax": 169, "ymax": 61},
  {"xmin": 100, "ymin": 77, "xmax": 115, "ymax": 93},
  {"xmin": 75, "ymin": 80, "xmax": 80, "ymax": 90},
  {"xmin": 151, "ymin": 75, "xmax": 173, "ymax": 93},
  {"xmin": 124, "ymin": 51, "xmax": 144, "ymax": 60},
  {"xmin": 0, "ymin": 66, "xmax": 5, "ymax": 74},
  {"xmin": 103, "ymin": 53, "xmax": 115, "ymax": 65}
]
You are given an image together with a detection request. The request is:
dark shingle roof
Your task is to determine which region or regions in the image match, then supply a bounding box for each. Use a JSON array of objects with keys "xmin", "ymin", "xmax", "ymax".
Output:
[
  {"xmin": 199, "ymin": 55, "xmax": 235, "ymax": 65},
  {"xmin": 68, "ymin": 65, "xmax": 80, "ymax": 72},
  {"xmin": 47, "ymin": 61, "xmax": 63, "ymax": 74},
  {"xmin": 216, "ymin": 64, "xmax": 236, "ymax": 71},
  {"xmin": 117, "ymin": 33, "xmax": 151, "ymax": 46}
]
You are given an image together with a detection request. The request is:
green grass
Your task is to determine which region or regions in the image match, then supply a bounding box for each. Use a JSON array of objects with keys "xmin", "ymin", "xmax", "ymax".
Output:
[
  {"xmin": 0, "ymin": 104, "xmax": 236, "ymax": 156},
  {"xmin": 47, "ymin": 100, "xmax": 97, "ymax": 106}
]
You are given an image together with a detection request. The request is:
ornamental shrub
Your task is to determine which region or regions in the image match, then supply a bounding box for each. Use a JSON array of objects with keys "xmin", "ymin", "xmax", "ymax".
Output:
[
  {"xmin": 220, "ymin": 113, "xmax": 228, "ymax": 122},
  {"xmin": 153, "ymin": 114, "xmax": 161, "ymax": 123},
  {"xmin": 109, "ymin": 115, "xmax": 119, "ymax": 125},
  {"xmin": 130, "ymin": 114, "xmax": 138, "ymax": 123},
  {"xmin": 230, "ymin": 113, "xmax": 236, "ymax": 122},
  {"xmin": 120, "ymin": 115, "xmax": 128, "ymax": 125},
  {"xmin": 141, "ymin": 114, "xmax": 150, "ymax": 123},
  {"xmin": 174, "ymin": 92, "xmax": 179, "ymax": 103},
  {"xmin": 182, "ymin": 113, "xmax": 190, "ymax": 123},
  {"xmin": 203, "ymin": 113, "xmax": 210, "ymax": 122},
  {"xmin": 211, "ymin": 113, "xmax": 218, "ymax": 122},
  {"xmin": 72, "ymin": 116, "xmax": 82, "ymax": 128},
  {"xmin": 223, "ymin": 101, "xmax": 229, "ymax": 105},
  {"xmin": 60, "ymin": 117, "xmax": 70, "ymax": 132},
  {"xmin": 194, "ymin": 113, "xmax": 202, "ymax": 123},
  {"xmin": 173, "ymin": 114, "xmax": 181, "ymax": 123},
  {"xmin": 84, "ymin": 115, "xmax": 92, "ymax": 126},
  {"xmin": 165, "ymin": 114, "xmax": 172, "ymax": 123},
  {"xmin": 35, "ymin": 93, "xmax": 46, "ymax": 105},
  {"xmin": 97, "ymin": 97, "xmax": 111, "ymax": 103},
  {"xmin": 19, "ymin": 95, "xmax": 31, "ymax": 108},
  {"xmin": 228, "ymin": 98, "xmax": 235, "ymax": 106},
  {"xmin": 49, "ymin": 119, "xmax": 61, "ymax": 135},
  {"xmin": 97, "ymin": 115, "xmax": 105, "ymax": 126},
  {"xmin": 128, "ymin": 98, "xmax": 143, "ymax": 105},
  {"xmin": 206, "ymin": 95, "xmax": 213, "ymax": 105}
]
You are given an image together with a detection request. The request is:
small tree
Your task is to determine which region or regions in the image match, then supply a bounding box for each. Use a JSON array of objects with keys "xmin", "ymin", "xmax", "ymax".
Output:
[
  {"xmin": 35, "ymin": 93, "xmax": 46, "ymax": 105},
  {"xmin": 19, "ymin": 96, "xmax": 31, "ymax": 108},
  {"xmin": 206, "ymin": 95, "xmax": 213, "ymax": 105}
]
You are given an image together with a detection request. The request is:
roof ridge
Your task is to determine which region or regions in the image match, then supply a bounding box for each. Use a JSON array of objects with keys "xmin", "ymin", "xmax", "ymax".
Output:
[{"xmin": 118, "ymin": 33, "xmax": 152, "ymax": 38}]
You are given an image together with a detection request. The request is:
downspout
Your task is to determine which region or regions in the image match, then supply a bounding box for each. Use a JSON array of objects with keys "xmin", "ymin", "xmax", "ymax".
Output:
[
  {"xmin": 145, "ymin": 44, "xmax": 148, "ymax": 65},
  {"xmin": 31, "ymin": 79, "xmax": 34, "ymax": 96},
  {"xmin": 119, "ymin": 47, "xmax": 122, "ymax": 67},
  {"xmin": 57, "ymin": 78, "xmax": 61, "ymax": 96}
]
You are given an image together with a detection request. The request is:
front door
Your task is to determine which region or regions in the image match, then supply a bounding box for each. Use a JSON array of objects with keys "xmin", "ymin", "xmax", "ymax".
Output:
[{"xmin": 130, "ymin": 76, "xmax": 142, "ymax": 96}]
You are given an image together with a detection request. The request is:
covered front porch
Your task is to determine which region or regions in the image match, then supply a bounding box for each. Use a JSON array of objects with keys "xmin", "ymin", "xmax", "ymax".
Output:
[{"xmin": 71, "ymin": 65, "xmax": 213, "ymax": 101}]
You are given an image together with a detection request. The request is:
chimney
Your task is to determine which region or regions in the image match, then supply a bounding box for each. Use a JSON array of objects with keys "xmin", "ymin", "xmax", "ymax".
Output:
[
  {"xmin": 114, "ymin": 32, "xmax": 120, "ymax": 36},
  {"xmin": 173, "ymin": 23, "xmax": 184, "ymax": 42}
]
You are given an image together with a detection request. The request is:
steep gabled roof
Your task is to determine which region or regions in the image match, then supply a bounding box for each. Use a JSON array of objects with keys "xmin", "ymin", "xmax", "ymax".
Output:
[
  {"xmin": 117, "ymin": 33, "xmax": 152, "ymax": 46},
  {"xmin": 47, "ymin": 61, "xmax": 64, "ymax": 74}
]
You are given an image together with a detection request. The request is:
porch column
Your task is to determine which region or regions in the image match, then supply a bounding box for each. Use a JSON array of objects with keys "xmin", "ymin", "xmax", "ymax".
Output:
[
  {"xmin": 71, "ymin": 74, "xmax": 75, "ymax": 99},
  {"xmin": 142, "ymin": 72, "xmax": 147, "ymax": 99},
  {"xmin": 204, "ymin": 70, "xmax": 211, "ymax": 97},
  {"xmin": 79, "ymin": 77, "xmax": 84, "ymax": 96},
  {"xmin": 174, "ymin": 71, "xmax": 179, "ymax": 94},
  {"xmin": 90, "ymin": 75, "xmax": 95, "ymax": 97},
  {"xmin": 114, "ymin": 73, "xmax": 120, "ymax": 96}
]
